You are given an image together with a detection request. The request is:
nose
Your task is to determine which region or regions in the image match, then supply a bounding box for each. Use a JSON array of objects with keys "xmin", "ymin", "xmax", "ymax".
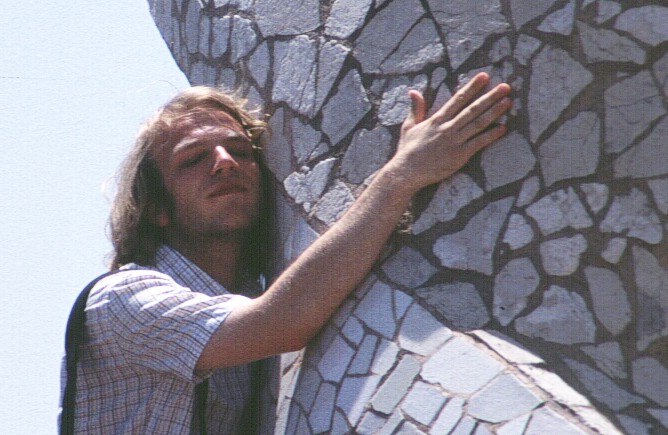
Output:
[{"xmin": 211, "ymin": 145, "xmax": 238, "ymax": 175}]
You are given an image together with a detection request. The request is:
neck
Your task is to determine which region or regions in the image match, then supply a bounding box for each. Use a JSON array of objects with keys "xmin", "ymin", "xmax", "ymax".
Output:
[{"xmin": 167, "ymin": 234, "xmax": 245, "ymax": 291}]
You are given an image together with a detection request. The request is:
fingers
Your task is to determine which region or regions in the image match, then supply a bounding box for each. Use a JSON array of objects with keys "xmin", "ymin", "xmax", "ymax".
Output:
[
  {"xmin": 432, "ymin": 72, "xmax": 491, "ymax": 122},
  {"xmin": 465, "ymin": 123, "xmax": 508, "ymax": 156},
  {"xmin": 456, "ymin": 91, "xmax": 512, "ymax": 140}
]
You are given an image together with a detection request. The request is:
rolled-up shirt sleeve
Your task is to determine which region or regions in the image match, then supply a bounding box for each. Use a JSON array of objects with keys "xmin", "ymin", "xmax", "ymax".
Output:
[{"xmin": 84, "ymin": 271, "xmax": 249, "ymax": 383}]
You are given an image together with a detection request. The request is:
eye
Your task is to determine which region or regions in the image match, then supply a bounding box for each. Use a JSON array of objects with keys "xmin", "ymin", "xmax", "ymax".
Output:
[
  {"xmin": 179, "ymin": 153, "xmax": 206, "ymax": 168},
  {"xmin": 225, "ymin": 142, "xmax": 255, "ymax": 160},
  {"xmin": 229, "ymin": 148, "xmax": 254, "ymax": 160}
]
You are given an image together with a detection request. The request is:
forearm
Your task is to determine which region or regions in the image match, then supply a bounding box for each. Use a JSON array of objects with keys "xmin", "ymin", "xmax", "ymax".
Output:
[
  {"xmin": 198, "ymin": 164, "xmax": 416, "ymax": 369},
  {"xmin": 260, "ymin": 164, "xmax": 415, "ymax": 345}
]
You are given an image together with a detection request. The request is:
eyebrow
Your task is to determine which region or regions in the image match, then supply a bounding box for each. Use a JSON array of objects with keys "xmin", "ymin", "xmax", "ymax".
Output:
[{"xmin": 172, "ymin": 129, "xmax": 252, "ymax": 154}]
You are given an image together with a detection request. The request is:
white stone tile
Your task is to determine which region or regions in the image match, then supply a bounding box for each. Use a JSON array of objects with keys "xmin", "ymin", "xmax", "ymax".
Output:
[
  {"xmin": 471, "ymin": 330, "xmax": 544, "ymax": 365},
  {"xmin": 382, "ymin": 246, "xmax": 438, "ymax": 288},
  {"xmin": 430, "ymin": 397, "xmax": 465, "ymax": 434},
  {"xmin": 524, "ymin": 407, "xmax": 587, "ymax": 435},
  {"xmin": 496, "ymin": 415, "xmax": 530, "ymax": 435},
  {"xmin": 468, "ymin": 373, "xmax": 543, "ymax": 423},
  {"xmin": 397, "ymin": 303, "xmax": 452, "ymax": 356},
  {"xmin": 318, "ymin": 335, "xmax": 355, "ymax": 383},
  {"xmin": 564, "ymin": 358, "xmax": 645, "ymax": 411},
  {"xmin": 349, "ymin": 334, "xmax": 377, "ymax": 375},
  {"xmin": 493, "ymin": 258, "xmax": 540, "ymax": 326},
  {"xmin": 581, "ymin": 342, "xmax": 627, "ymax": 379},
  {"xmin": 422, "ymin": 336, "xmax": 504, "ymax": 394},
  {"xmin": 325, "ymin": 0, "xmax": 373, "ymax": 39},
  {"xmin": 503, "ymin": 213, "xmax": 534, "ymax": 250},
  {"xmin": 337, "ymin": 375, "xmax": 382, "ymax": 426},
  {"xmin": 526, "ymin": 188, "xmax": 593, "ymax": 236},
  {"xmin": 515, "ymin": 285, "xmax": 596, "ymax": 344},
  {"xmin": 601, "ymin": 237, "xmax": 626, "ymax": 264},
  {"xmin": 601, "ymin": 188, "xmax": 664, "ymax": 244},
  {"xmin": 578, "ymin": 21, "xmax": 645, "ymax": 64},
  {"xmin": 538, "ymin": 112, "xmax": 600, "ymax": 187},
  {"xmin": 481, "ymin": 132, "xmax": 536, "ymax": 190},
  {"xmin": 584, "ymin": 267, "xmax": 632, "ymax": 336},
  {"xmin": 357, "ymin": 411, "xmax": 386, "ymax": 434},
  {"xmin": 429, "ymin": 0, "xmax": 507, "ymax": 69},
  {"xmin": 518, "ymin": 365, "xmax": 590, "ymax": 407},
  {"xmin": 615, "ymin": 5, "xmax": 668, "ymax": 46},
  {"xmin": 632, "ymin": 357, "xmax": 668, "ymax": 407},
  {"xmin": 354, "ymin": 281, "xmax": 398, "ymax": 339},
  {"xmin": 342, "ymin": 316, "xmax": 365, "ymax": 345},
  {"xmin": 412, "ymin": 173, "xmax": 484, "ymax": 234},
  {"xmin": 370, "ymin": 338, "xmax": 400, "ymax": 375},
  {"xmin": 400, "ymin": 381, "xmax": 446, "ymax": 425},
  {"xmin": 321, "ymin": 69, "xmax": 371, "ymax": 145},
  {"xmin": 415, "ymin": 282, "xmax": 490, "ymax": 330},
  {"xmin": 309, "ymin": 382, "xmax": 337, "ymax": 433},
  {"xmin": 433, "ymin": 197, "xmax": 514, "ymax": 275},
  {"xmin": 539, "ymin": 235, "xmax": 588, "ymax": 276},
  {"xmin": 538, "ymin": 0, "xmax": 575, "ymax": 35},
  {"xmin": 371, "ymin": 355, "xmax": 421, "ymax": 414}
]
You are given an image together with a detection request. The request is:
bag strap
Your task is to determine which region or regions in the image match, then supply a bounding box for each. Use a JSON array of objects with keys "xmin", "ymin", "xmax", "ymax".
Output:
[
  {"xmin": 61, "ymin": 270, "xmax": 120, "ymax": 435},
  {"xmin": 194, "ymin": 378, "xmax": 210, "ymax": 435}
]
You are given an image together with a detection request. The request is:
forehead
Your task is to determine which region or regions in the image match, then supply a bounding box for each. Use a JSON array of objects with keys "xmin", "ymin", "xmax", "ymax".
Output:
[
  {"xmin": 156, "ymin": 110, "xmax": 249, "ymax": 158},
  {"xmin": 174, "ymin": 110, "xmax": 247, "ymax": 142}
]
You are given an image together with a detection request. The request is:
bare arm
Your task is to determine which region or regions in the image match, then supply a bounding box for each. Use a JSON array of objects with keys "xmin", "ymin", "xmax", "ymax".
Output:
[{"xmin": 196, "ymin": 72, "xmax": 512, "ymax": 370}]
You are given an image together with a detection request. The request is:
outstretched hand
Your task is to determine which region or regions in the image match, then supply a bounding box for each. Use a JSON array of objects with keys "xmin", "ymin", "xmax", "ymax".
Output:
[{"xmin": 391, "ymin": 72, "xmax": 512, "ymax": 190}]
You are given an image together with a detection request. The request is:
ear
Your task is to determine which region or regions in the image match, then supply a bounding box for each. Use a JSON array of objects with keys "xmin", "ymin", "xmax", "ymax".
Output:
[
  {"xmin": 155, "ymin": 210, "xmax": 170, "ymax": 228},
  {"xmin": 148, "ymin": 203, "xmax": 170, "ymax": 228}
]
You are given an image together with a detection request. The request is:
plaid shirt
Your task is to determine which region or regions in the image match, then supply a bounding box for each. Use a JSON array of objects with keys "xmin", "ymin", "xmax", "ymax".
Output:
[{"xmin": 61, "ymin": 245, "xmax": 274, "ymax": 434}]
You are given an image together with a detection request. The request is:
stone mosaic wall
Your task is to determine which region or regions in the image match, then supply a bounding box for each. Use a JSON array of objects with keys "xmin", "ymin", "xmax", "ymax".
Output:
[{"xmin": 147, "ymin": 0, "xmax": 668, "ymax": 433}]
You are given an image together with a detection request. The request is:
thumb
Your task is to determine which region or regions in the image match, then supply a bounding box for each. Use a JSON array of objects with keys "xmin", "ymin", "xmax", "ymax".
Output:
[{"xmin": 402, "ymin": 90, "xmax": 426, "ymax": 133}]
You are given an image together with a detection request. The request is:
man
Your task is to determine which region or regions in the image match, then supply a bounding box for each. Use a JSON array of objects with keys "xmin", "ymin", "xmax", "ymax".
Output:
[{"xmin": 62, "ymin": 72, "xmax": 511, "ymax": 433}]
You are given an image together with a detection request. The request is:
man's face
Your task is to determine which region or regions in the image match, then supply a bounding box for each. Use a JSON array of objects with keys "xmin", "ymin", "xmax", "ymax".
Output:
[{"xmin": 153, "ymin": 111, "xmax": 261, "ymax": 244}]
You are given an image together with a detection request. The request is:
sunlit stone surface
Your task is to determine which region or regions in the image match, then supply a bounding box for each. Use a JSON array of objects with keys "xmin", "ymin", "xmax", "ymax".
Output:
[{"xmin": 148, "ymin": 1, "xmax": 668, "ymax": 432}]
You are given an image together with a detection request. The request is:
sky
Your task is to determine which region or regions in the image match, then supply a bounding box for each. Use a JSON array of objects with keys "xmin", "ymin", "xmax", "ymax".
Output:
[{"xmin": 0, "ymin": 2, "xmax": 189, "ymax": 432}]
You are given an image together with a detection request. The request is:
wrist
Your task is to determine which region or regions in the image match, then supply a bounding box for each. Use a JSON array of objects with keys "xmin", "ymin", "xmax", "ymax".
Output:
[{"xmin": 371, "ymin": 160, "xmax": 420, "ymax": 203}]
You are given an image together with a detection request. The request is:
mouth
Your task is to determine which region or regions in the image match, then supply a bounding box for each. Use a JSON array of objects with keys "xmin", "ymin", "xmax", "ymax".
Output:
[{"xmin": 208, "ymin": 182, "xmax": 246, "ymax": 197}]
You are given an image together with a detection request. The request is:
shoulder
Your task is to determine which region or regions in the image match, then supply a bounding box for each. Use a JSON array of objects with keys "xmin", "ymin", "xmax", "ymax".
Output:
[{"xmin": 87, "ymin": 267, "xmax": 182, "ymax": 307}]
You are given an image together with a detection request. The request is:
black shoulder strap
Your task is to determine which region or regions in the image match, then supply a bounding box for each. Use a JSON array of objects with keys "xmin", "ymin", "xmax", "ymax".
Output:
[{"xmin": 60, "ymin": 270, "xmax": 121, "ymax": 435}]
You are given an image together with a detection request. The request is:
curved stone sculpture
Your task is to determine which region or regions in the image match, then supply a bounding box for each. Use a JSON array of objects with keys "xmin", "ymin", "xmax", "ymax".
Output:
[{"xmin": 147, "ymin": 1, "xmax": 668, "ymax": 433}]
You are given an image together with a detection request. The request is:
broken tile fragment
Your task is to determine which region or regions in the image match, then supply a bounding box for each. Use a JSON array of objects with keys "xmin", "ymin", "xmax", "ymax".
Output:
[
  {"xmin": 565, "ymin": 359, "xmax": 645, "ymax": 411},
  {"xmin": 481, "ymin": 132, "xmax": 536, "ymax": 190},
  {"xmin": 604, "ymin": 71, "xmax": 666, "ymax": 154},
  {"xmin": 493, "ymin": 258, "xmax": 540, "ymax": 326},
  {"xmin": 415, "ymin": 282, "xmax": 490, "ymax": 330},
  {"xmin": 503, "ymin": 213, "xmax": 534, "ymax": 250},
  {"xmin": 515, "ymin": 285, "xmax": 596, "ymax": 344},
  {"xmin": 428, "ymin": 0, "xmax": 507, "ymax": 69},
  {"xmin": 584, "ymin": 266, "xmax": 632, "ymax": 336},
  {"xmin": 540, "ymin": 235, "xmax": 588, "ymax": 276},
  {"xmin": 412, "ymin": 173, "xmax": 484, "ymax": 234},
  {"xmin": 600, "ymin": 188, "xmax": 663, "ymax": 244},
  {"xmin": 615, "ymin": 6, "xmax": 668, "ymax": 46},
  {"xmin": 433, "ymin": 197, "xmax": 514, "ymax": 274},
  {"xmin": 423, "ymin": 336, "xmax": 504, "ymax": 394},
  {"xmin": 578, "ymin": 21, "xmax": 645, "ymax": 64},
  {"xmin": 526, "ymin": 188, "xmax": 593, "ymax": 235},
  {"xmin": 468, "ymin": 373, "xmax": 543, "ymax": 423},
  {"xmin": 528, "ymin": 46, "xmax": 592, "ymax": 142},
  {"xmin": 538, "ymin": 111, "xmax": 600, "ymax": 186}
]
